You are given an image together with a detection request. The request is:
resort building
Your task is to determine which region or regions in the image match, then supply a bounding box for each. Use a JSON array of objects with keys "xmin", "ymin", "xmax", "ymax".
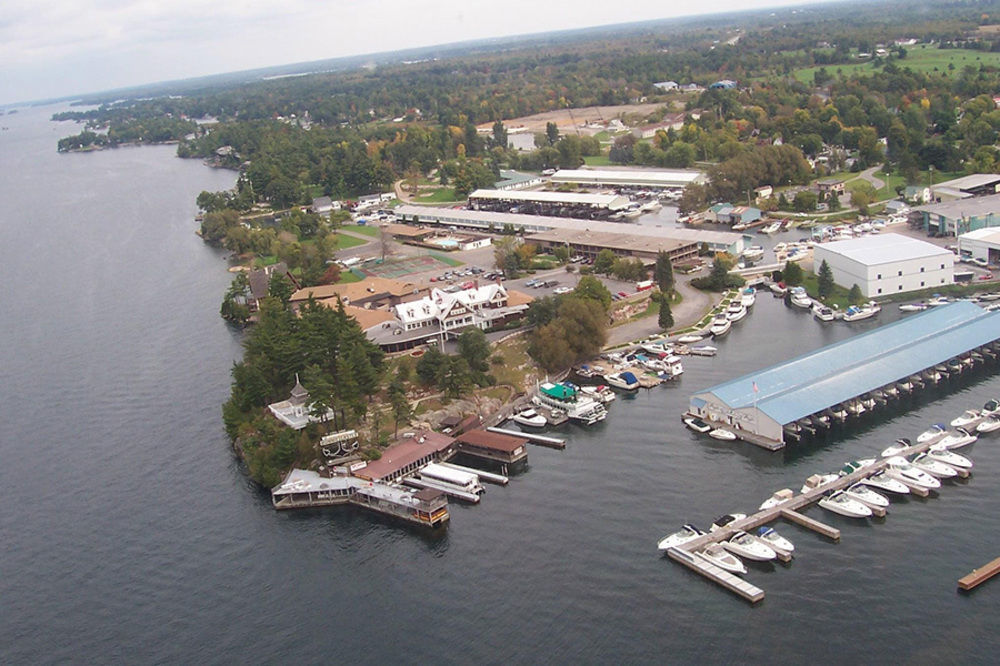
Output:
[
  {"xmin": 957, "ymin": 228, "xmax": 1000, "ymax": 265},
  {"xmin": 267, "ymin": 375, "xmax": 335, "ymax": 429},
  {"xmin": 812, "ymin": 233, "xmax": 954, "ymax": 298},
  {"xmin": 915, "ymin": 193, "xmax": 1000, "ymax": 236},
  {"xmin": 493, "ymin": 170, "xmax": 543, "ymax": 190},
  {"xmin": 351, "ymin": 430, "xmax": 458, "ymax": 483},
  {"xmin": 688, "ymin": 302, "xmax": 1000, "ymax": 446},
  {"xmin": 547, "ymin": 168, "xmax": 705, "ymax": 190},
  {"xmin": 289, "ymin": 277, "xmax": 426, "ymax": 311}
]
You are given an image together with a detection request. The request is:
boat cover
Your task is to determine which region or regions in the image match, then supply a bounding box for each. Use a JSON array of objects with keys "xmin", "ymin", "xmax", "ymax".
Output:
[{"xmin": 621, "ymin": 371, "xmax": 638, "ymax": 383}]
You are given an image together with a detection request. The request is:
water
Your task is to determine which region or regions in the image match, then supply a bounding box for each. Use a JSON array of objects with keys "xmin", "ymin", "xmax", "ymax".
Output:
[{"xmin": 3, "ymin": 106, "xmax": 1000, "ymax": 664}]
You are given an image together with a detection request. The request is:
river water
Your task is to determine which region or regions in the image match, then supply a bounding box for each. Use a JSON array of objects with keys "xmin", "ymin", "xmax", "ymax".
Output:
[{"xmin": 3, "ymin": 105, "xmax": 1000, "ymax": 664}]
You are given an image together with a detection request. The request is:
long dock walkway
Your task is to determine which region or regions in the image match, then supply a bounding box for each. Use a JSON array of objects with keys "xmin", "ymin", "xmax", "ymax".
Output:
[{"xmin": 487, "ymin": 427, "xmax": 566, "ymax": 449}]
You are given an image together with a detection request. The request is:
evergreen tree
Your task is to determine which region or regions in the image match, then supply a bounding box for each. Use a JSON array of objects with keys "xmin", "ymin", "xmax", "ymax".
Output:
[
  {"xmin": 657, "ymin": 294, "xmax": 674, "ymax": 330},
  {"xmin": 458, "ymin": 328, "xmax": 491, "ymax": 377},
  {"xmin": 817, "ymin": 260, "xmax": 835, "ymax": 298},
  {"xmin": 848, "ymin": 284, "xmax": 865, "ymax": 305},
  {"xmin": 782, "ymin": 261, "xmax": 804, "ymax": 286},
  {"xmin": 654, "ymin": 251, "xmax": 674, "ymax": 293},
  {"xmin": 388, "ymin": 377, "xmax": 412, "ymax": 437}
]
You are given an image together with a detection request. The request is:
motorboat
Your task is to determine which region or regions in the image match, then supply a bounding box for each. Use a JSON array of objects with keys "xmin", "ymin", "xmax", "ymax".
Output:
[
  {"xmin": 511, "ymin": 408, "xmax": 547, "ymax": 428},
  {"xmin": 726, "ymin": 303, "xmax": 748, "ymax": 322},
  {"xmin": 723, "ymin": 531, "xmax": 777, "ymax": 561},
  {"xmin": 927, "ymin": 445, "xmax": 973, "ymax": 470},
  {"xmin": 880, "ymin": 438, "xmax": 913, "ymax": 458},
  {"xmin": 660, "ymin": 355, "xmax": 684, "ymax": 378},
  {"xmin": 689, "ymin": 345, "xmax": 718, "ymax": 356},
  {"xmin": 845, "ymin": 482, "xmax": 890, "ymax": 510},
  {"xmin": 801, "ymin": 473, "xmax": 839, "ymax": 494},
  {"xmin": 884, "ymin": 456, "xmax": 941, "ymax": 490},
  {"xmin": 839, "ymin": 459, "xmax": 877, "ymax": 476},
  {"xmin": 898, "ymin": 302, "xmax": 928, "ymax": 312},
  {"xmin": 916, "ymin": 423, "xmax": 948, "ymax": 444},
  {"xmin": 951, "ymin": 409, "xmax": 984, "ymax": 429},
  {"xmin": 983, "ymin": 399, "xmax": 1000, "ymax": 416},
  {"xmin": 842, "ymin": 302, "xmax": 880, "ymax": 322},
  {"xmin": 695, "ymin": 543, "xmax": 747, "ymax": 575},
  {"xmin": 710, "ymin": 513, "xmax": 747, "ymax": 532},
  {"xmin": 759, "ymin": 488, "xmax": 795, "ymax": 510},
  {"xmin": 862, "ymin": 471, "xmax": 910, "ymax": 495},
  {"xmin": 769, "ymin": 281, "xmax": 788, "ymax": 296},
  {"xmin": 789, "ymin": 286, "xmax": 812, "ymax": 309},
  {"xmin": 709, "ymin": 428, "xmax": 737, "ymax": 441},
  {"xmin": 657, "ymin": 523, "xmax": 706, "ymax": 551},
  {"xmin": 936, "ymin": 427, "xmax": 977, "ymax": 449},
  {"xmin": 742, "ymin": 245, "xmax": 765, "ymax": 262},
  {"xmin": 760, "ymin": 221, "xmax": 782, "ymax": 235},
  {"xmin": 909, "ymin": 452, "xmax": 958, "ymax": 479},
  {"xmin": 605, "ymin": 371, "xmax": 640, "ymax": 391},
  {"xmin": 676, "ymin": 334, "xmax": 703, "ymax": 344},
  {"xmin": 812, "ymin": 303, "xmax": 835, "ymax": 322},
  {"xmin": 977, "ymin": 415, "xmax": 1000, "ymax": 433},
  {"xmin": 579, "ymin": 384, "xmax": 615, "ymax": 404},
  {"xmin": 756, "ymin": 526, "xmax": 794, "ymax": 553},
  {"xmin": 926, "ymin": 295, "xmax": 950, "ymax": 306},
  {"xmin": 740, "ymin": 287, "xmax": 757, "ymax": 308},
  {"xmin": 819, "ymin": 490, "xmax": 873, "ymax": 518},
  {"xmin": 709, "ymin": 315, "xmax": 731, "ymax": 337},
  {"xmin": 683, "ymin": 417, "xmax": 712, "ymax": 434}
]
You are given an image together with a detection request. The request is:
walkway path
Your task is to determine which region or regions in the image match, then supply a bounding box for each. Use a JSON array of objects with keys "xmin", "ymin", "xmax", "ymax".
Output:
[{"xmin": 605, "ymin": 276, "xmax": 715, "ymax": 347}]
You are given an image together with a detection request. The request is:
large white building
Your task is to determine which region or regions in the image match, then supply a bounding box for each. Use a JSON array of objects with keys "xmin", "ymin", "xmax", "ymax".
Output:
[
  {"xmin": 958, "ymin": 228, "xmax": 1000, "ymax": 265},
  {"xmin": 548, "ymin": 168, "xmax": 705, "ymax": 190},
  {"xmin": 812, "ymin": 233, "xmax": 954, "ymax": 298}
]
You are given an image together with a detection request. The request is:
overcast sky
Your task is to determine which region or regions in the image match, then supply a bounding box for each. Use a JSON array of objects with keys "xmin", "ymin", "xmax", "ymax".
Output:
[{"xmin": 1, "ymin": 0, "xmax": 841, "ymax": 105}]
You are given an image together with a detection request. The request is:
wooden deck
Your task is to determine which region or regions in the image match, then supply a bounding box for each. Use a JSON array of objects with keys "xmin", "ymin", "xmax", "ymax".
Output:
[{"xmin": 958, "ymin": 556, "xmax": 1000, "ymax": 591}]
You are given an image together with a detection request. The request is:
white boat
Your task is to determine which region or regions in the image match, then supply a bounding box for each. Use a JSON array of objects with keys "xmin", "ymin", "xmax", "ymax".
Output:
[
  {"xmin": 977, "ymin": 415, "xmax": 1000, "ymax": 433},
  {"xmin": 760, "ymin": 221, "xmax": 782, "ymax": 235},
  {"xmin": 740, "ymin": 288, "xmax": 756, "ymax": 308},
  {"xmin": 983, "ymin": 399, "xmax": 1000, "ymax": 416},
  {"xmin": 689, "ymin": 345, "xmax": 718, "ymax": 356},
  {"xmin": 909, "ymin": 452, "xmax": 958, "ymax": 479},
  {"xmin": 759, "ymin": 488, "xmax": 794, "ymax": 511},
  {"xmin": 916, "ymin": 423, "xmax": 948, "ymax": 444},
  {"xmin": 677, "ymin": 334, "xmax": 703, "ymax": 344},
  {"xmin": 755, "ymin": 526, "xmax": 794, "ymax": 553},
  {"xmin": 927, "ymin": 445, "xmax": 973, "ymax": 470},
  {"xmin": 819, "ymin": 490, "xmax": 873, "ymax": 518},
  {"xmin": 926, "ymin": 295, "xmax": 950, "ymax": 306},
  {"xmin": 726, "ymin": 303, "xmax": 747, "ymax": 322},
  {"xmin": 579, "ymin": 384, "xmax": 616, "ymax": 404},
  {"xmin": 683, "ymin": 417, "xmax": 712, "ymax": 434},
  {"xmin": 844, "ymin": 482, "xmax": 890, "ymax": 509},
  {"xmin": 723, "ymin": 531, "xmax": 777, "ymax": 561},
  {"xmin": 769, "ymin": 282, "xmax": 788, "ymax": 296},
  {"xmin": 801, "ymin": 473, "xmax": 839, "ymax": 494},
  {"xmin": 695, "ymin": 544, "xmax": 747, "ymax": 575},
  {"xmin": 742, "ymin": 245, "xmax": 765, "ymax": 262},
  {"xmin": 842, "ymin": 302, "xmax": 880, "ymax": 322},
  {"xmin": 880, "ymin": 438, "xmax": 913, "ymax": 458},
  {"xmin": 839, "ymin": 459, "xmax": 877, "ymax": 476},
  {"xmin": 642, "ymin": 341, "xmax": 672, "ymax": 356},
  {"xmin": 710, "ymin": 513, "xmax": 747, "ymax": 532},
  {"xmin": 898, "ymin": 302, "xmax": 928, "ymax": 312},
  {"xmin": 951, "ymin": 409, "xmax": 983, "ymax": 429},
  {"xmin": 512, "ymin": 408, "xmax": 547, "ymax": 428},
  {"xmin": 884, "ymin": 456, "xmax": 941, "ymax": 490},
  {"xmin": 862, "ymin": 471, "xmax": 910, "ymax": 495},
  {"xmin": 708, "ymin": 428, "xmax": 737, "ymax": 441},
  {"xmin": 536, "ymin": 382, "xmax": 607, "ymax": 425},
  {"xmin": 936, "ymin": 427, "xmax": 977, "ymax": 449},
  {"xmin": 812, "ymin": 303, "xmax": 835, "ymax": 321},
  {"xmin": 661, "ymin": 355, "xmax": 684, "ymax": 378},
  {"xmin": 605, "ymin": 371, "xmax": 640, "ymax": 391},
  {"xmin": 709, "ymin": 315, "xmax": 731, "ymax": 337},
  {"xmin": 789, "ymin": 287, "xmax": 812, "ymax": 309},
  {"xmin": 657, "ymin": 523, "xmax": 706, "ymax": 551}
]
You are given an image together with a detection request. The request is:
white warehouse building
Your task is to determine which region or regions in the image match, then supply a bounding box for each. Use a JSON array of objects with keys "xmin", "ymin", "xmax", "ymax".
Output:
[
  {"xmin": 812, "ymin": 233, "xmax": 954, "ymax": 298},
  {"xmin": 958, "ymin": 228, "xmax": 1000, "ymax": 265}
]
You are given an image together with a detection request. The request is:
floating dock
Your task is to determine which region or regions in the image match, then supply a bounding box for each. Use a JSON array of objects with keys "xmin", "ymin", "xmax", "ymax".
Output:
[
  {"xmin": 958, "ymin": 557, "xmax": 1000, "ymax": 591},
  {"xmin": 439, "ymin": 461, "xmax": 508, "ymax": 486},
  {"xmin": 487, "ymin": 427, "xmax": 566, "ymax": 449}
]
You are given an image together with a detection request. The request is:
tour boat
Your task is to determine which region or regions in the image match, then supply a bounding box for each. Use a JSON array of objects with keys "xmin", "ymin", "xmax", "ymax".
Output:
[
  {"xmin": 708, "ymin": 428, "xmax": 737, "ymax": 441},
  {"xmin": 723, "ymin": 531, "xmax": 777, "ymax": 561},
  {"xmin": 676, "ymin": 334, "xmax": 704, "ymax": 344},
  {"xmin": 536, "ymin": 381, "xmax": 607, "ymax": 425},
  {"xmin": 977, "ymin": 415, "xmax": 1000, "ymax": 433},
  {"xmin": 683, "ymin": 417, "xmax": 712, "ymax": 434},
  {"xmin": 657, "ymin": 523, "xmax": 706, "ymax": 551},
  {"xmin": 812, "ymin": 303, "xmax": 835, "ymax": 322},
  {"xmin": 789, "ymin": 287, "xmax": 812, "ymax": 309},
  {"xmin": 927, "ymin": 445, "xmax": 973, "ymax": 470},
  {"xmin": 819, "ymin": 490, "xmax": 873, "ymax": 518},
  {"xmin": 884, "ymin": 456, "xmax": 941, "ymax": 490},
  {"xmin": 709, "ymin": 315, "xmax": 731, "ymax": 337},
  {"xmin": 916, "ymin": 423, "xmax": 948, "ymax": 444},
  {"xmin": 605, "ymin": 371, "xmax": 640, "ymax": 391},
  {"xmin": 909, "ymin": 452, "xmax": 958, "ymax": 479},
  {"xmin": 841, "ymin": 302, "xmax": 880, "ymax": 322},
  {"xmin": 861, "ymin": 471, "xmax": 910, "ymax": 495},
  {"xmin": 512, "ymin": 408, "xmax": 547, "ymax": 428},
  {"xmin": 898, "ymin": 302, "xmax": 928, "ymax": 312},
  {"xmin": 726, "ymin": 303, "xmax": 748, "ymax": 322},
  {"xmin": 801, "ymin": 473, "xmax": 839, "ymax": 494},
  {"xmin": 740, "ymin": 287, "xmax": 757, "ymax": 308},
  {"xmin": 759, "ymin": 488, "xmax": 794, "ymax": 511},
  {"xmin": 880, "ymin": 438, "xmax": 913, "ymax": 458},
  {"xmin": 844, "ymin": 482, "xmax": 890, "ymax": 508},
  {"xmin": 695, "ymin": 544, "xmax": 747, "ymax": 575},
  {"xmin": 710, "ymin": 513, "xmax": 747, "ymax": 532},
  {"xmin": 936, "ymin": 427, "xmax": 977, "ymax": 449},
  {"xmin": 689, "ymin": 345, "xmax": 718, "ymax": 357},
  {"xmin": 756, "ymin": 526, "xmax": 794, "ymax": 553},
  {"xmin": 951, "ymin": 409, "xmax": 984, "ymax": 429}
]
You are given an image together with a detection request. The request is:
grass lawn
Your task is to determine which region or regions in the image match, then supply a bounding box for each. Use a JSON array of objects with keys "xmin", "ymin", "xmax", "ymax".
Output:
[
  {"xmin": 337, "ymin": 270, "xmax": 362, "ymax": 283},
  {"xmin": 333, "ymin": 233, "xmax": 367, "ymax": 250},
  {"xmin": 801, "ymin": 273, "xmax": 854, "ymax": 309},
  {"xmin": 583, "ymin": 154, "xmax": 612, "ymax": 166},
  {"xmin": 429, "ymin": 252, "xmax": 464, "ymax": 267},
  {"xmin": 342, "ymin": 224, "xmax": 379, "ymax": 237},
  {"xmin": 414, "ymin": 188, "xmax": 460, "ymax": 203},
  {"xmin": 792, "ymin": 45, "xmax": 1000, "ymax": 84}
]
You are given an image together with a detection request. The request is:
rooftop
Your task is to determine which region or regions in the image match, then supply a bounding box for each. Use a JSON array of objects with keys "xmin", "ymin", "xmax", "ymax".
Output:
[
  {"xmin": 470, "ymin": 189, "xmax": 631, "ymax": 210},
  {"xmin": 815, "ymin": 233, "xmax": 951, "ymax": 265},
  {"xmin": 352, "ymin": 430, "xmax": 455, "ymax": 481},
  {"xmin": 695, "ymin": 302, "xmax": 1000, "ymax": 426},
  {"xmin": 290, "ymin": 277, "xmax": 423, "ymax": 304},
  {"xmin": 915, "ymin": 192, "xmax": 1000, "ymax": 220},
  {"xmin": 456, "ymin": 429, "xmax": 528, "ymax": 453},
  {"xmin": 932, "ymin": 173, "xmax": 1000, "ymax": 192},
  {"xmin": 960, "ymin": 228, "xmax": 1000, "ymax": 243},
  {"xmin": 526, "ymin": 228, "xmax": 691, "ymax": 256},
  {"xmin": 548, "ymin": 168, "xmax": 704, "ymax": 187}
]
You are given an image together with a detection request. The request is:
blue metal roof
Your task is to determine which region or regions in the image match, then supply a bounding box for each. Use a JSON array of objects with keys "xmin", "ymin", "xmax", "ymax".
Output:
[{"xmin": 694, "ymin": 302, "xmax": 1000, "ymax": 425}]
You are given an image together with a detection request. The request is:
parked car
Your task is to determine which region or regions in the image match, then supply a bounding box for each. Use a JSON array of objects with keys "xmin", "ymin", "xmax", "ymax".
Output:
[
  {"xmin": 524, "ymin": 278, "xmax": 538, "ymax": 287},
  {"xmin": 618, "ymin": 291, "xmax": 629, "ymax": 298},
  {"xmin": 973, "ymin": 257, "xmax": 989, "ymax": 268},
  {"xmin": 553, "ymin": 286, "xmax": 573, "ymax": 295}
]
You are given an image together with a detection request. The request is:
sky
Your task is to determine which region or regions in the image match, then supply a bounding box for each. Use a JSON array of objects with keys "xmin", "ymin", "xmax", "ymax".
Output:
[{"xmin": 1, "ymin": 0, "xmax": 842, "ymax": 105}]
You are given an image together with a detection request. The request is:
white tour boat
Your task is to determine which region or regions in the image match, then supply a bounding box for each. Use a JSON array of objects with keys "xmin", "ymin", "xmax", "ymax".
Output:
[
  {"xmin": 844, "ymin": 482, "xmax": 890, "ymax": 510},
  {"xmin": 819, "ymin": 490, "xmax": 873, "ymax": 518},
  {"xmin": 884, "ymin": 456, "xmax": 941, "ymax": 490},
  {"xmin": 512, "ymin": 408, "xmax": 547, "ymax": 428},
  {"xmin": 909, "ymin": 452, "xmax": 958, "ymax": 479},
  {"xmin": 723, "ymin": 531, "xmax": 777, "ymax": 561},
  {"xmin": 536, "ymin": 382, "xmax": 607, "ymax": 425},
  {"xmin": 695, "ymin": 544, "xmax": 747, "ymax": 575},
  {"xmin": 862, "ymin": 471, "xmax": 910, "ymax": 495},
  {"xmin": 755, "ymin": 526, "xmax": 794, "ymax": 553},
  {"xmin": 657, "ymin": 523, "xmax": 705, "ymax": 551}
]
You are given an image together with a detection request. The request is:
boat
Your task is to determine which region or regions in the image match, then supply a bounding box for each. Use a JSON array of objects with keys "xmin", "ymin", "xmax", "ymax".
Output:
[
  {"xmin": 741, "ymin": 245, "xmax": 765, "ymax": 262},
  {"xmin": 926, "ymin": 295, "xmax": 950, "ymax": 306},
  {"xmin": 722, "ymin": 531, "xmax": 777, "ymax": 561},
  {"xmin": 789, "ymin": 286, "xmax": 812, "ymax": 309},
  {"xmin": 759, "ymin": 488, "xmax": 794, "ymax": 511},
  {"xmin": 657, "ymin": 523, "xmax": 706, "ymax": 551},
  {"xmin": 689, "ymin": 345, "xmax": 718, "ymax": 357},
  {"xmin": 740, "ymin": 288, "xmax": 756, "ymax": 308},
  {"xmin": 709, "ymin": 315, "xmax": 731, "ymax": 337},
  {"xmin": 844, "ymin": 482, "xmax": 890, "ymax": 509},
  {"xmin": 898, "ymin": 302, "xmax": 928, "ymax": 312},
  {"xmin": 927, "ymin": 445, "xmax": 973, "ymax": 470},
  {"xmin": 916, "ymin": 423, "xmax": 948, "ymax": 444},
  {"xmin": 695, "ymin": 543, "xmax": 747, "ymax": 575},
  {"xmin": 726, "ymin": 303, "xmax": 747, "ymax": 322},
  {"xmin": 536, "ymin": 381, "xmax": 607, "ymax": 425},
  {"xmin": 660, "ymin": 355, "xmax": 684, "ymax": 378},
  {"xmin": 839, "ymin": 459, "xmax": 877, "ymax": 476},
  {"xmin": 756, "ymin": 526, "xmax": 794, "ymax": 553},
  {"xmin": 861, "ymin": 471, "xmax": 910, "ymax": 495},
  {"xmin": 936, "ymin": 427, "xmax": 977, "ymax": 449},
  {"xmin": 710, "ymin": 513, "xmax": 747, "ymax": 532},
  {"xmin": 676, "ymin": 334, "xmax": 703, "ymax": 344},
  {"xmin": 708, "ymin": 428, "xmax": 737, "ymax": 441},
  {"xmin": 769, "ymin": 281, "xmax": 788, "ymax": 296},
  {"xmin": 977, "ymin": 415, "xmax": 1000, "ymax": 433},
  {"xmin": 801, "ymin": 473, "xmax": 839, "ymax": 494},
  {"xmin": 951, "ymin": 409, "xmax": 984, "ymax": 429},
  {"xmin": 909, "ymin": 452, "xmax": 958, "ymax": 479},
  {"xmin": 683, "ymin": 417, "xmax": 712, "ymax": 433},
  {"xmin": 818, "ymin": 490, "xmax": 873, "ymax": 518},
  {"xmin": 511, "ymin": 408, "xmax": 547, "ymax": 428},
  {"xmin": 983, "ymin": 399, "xmax": 1000, "ymax": 416},
  {"xmin": 842, "ymin": 302, "xmax": 880, "ymax": 322},
  {"xmin": 811, "ymin": 302, "xmax": 835, "ymax": 321},
  {"xmin": 579, "ymin": 384, "xmax": 615, "ymax": 404},
  {"xmin": 760, "ymin": 221, "xmax": 782, "ymax": 235},
  {"xmin": 642, "ymin": 341, "xmax": 672, "ymax": 356},
  {"xmin": 880, "ymin": 438, "xmax": 913, "ymax": 458},
  {"xmin": 605, "ymin": 371, "xmax": 640, "ymax": 391},
  {"xmin": 884, "ymin": 456, "xmax": 941, "ymax": 490}
]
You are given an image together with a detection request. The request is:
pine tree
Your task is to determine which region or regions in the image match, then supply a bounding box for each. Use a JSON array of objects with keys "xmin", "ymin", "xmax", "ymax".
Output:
[
  {"xmin": 658, "ymin": 294, "xmax": 674, "ymax": 330},
  {"xmin": 654, "ymin": 251, "xmax": 674, "ymax": 293},
  {"xmin": 817, "ymin": 259, "xmax": 835, "ymax": 299}
]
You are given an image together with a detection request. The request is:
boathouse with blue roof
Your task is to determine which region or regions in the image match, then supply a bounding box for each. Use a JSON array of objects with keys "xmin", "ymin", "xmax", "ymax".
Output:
[{"xmin": 688, "ymin": 302, "xmax": 1000, "ymax": 447}]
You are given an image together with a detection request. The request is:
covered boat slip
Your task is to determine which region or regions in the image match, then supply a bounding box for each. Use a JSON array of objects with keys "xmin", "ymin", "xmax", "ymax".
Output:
[{"xmin": 689, "ymin": 303, "xmax": 1000, "ymax": 448}]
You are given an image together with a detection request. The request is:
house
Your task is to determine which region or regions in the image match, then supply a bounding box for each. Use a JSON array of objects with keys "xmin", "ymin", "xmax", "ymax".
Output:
[
  {"xmin": 884, "ymin": 200, "xmax": 910, "ymax": 215},
  {"xmin": 706, "ymin": 203, "xmax": 735, "ymax": 223},
  {"xmin": 709, "ymin": 80, "xmax": 737, "ymax": 90},
  {"xmin": 904, "ymin": 186, "xmax": 931, "ymax": 205},
  {"xmin": 817, "ymin": 178, "xmax": 846, "ymax": 196},
  {"xmin": 267, "ymin": 374, "xmax": 335, "ymax": 429},
  {"xmin": 631, "ymin": 114, "xmax": 685, "ymax": 139},
  {"xmin": 311, "ymin": 196, "xmax": 341, "ymax": 217},
  {"xmin": 246, "ymin": 262, "xmax": 298, "ymax": 312},
  {"xmin": 653, "ymin": 81, "xmax": 678, "ymax": 91},
  {"xmin": 289, "ymin": 277, "xmax": 425, "ymax": 311},
  {"xmin": 754, "ymin": 185, "xmax": 773, "ymax": 204},
  {"xmin": 727, "ymin": 206, "xmax": 762, "ymax": 227}
]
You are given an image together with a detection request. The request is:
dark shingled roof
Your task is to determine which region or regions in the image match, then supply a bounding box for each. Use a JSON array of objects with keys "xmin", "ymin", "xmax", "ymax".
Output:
[{"xmin": 456, "ymin": 429, "xmax": 527, "ymax": 453}]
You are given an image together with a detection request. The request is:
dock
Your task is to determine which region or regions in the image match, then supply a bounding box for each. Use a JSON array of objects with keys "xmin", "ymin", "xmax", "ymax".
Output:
[
  {"xmin": 402, "ymin": 476, "xmax": 482, "ymax": 503},
  {"xmin": 488, "ymin": 427, "xmax": 566, "ymax": 449},
  {"xmin": 667, "ymin": 548, "xmax": 765, "ymax": 604},
  {"xmin": 439, "ymin": 461, "xmax": 509, "ymax": 486},
  {"xmin": 958, "ymin": 557, "xmax": 1000, "ymax": 591}
]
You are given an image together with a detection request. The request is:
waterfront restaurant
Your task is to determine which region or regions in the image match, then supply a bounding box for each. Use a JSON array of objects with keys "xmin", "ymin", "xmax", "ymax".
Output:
[{"xmin": 351, "ymin": 430, "xmax": 457, "ymax": 483}]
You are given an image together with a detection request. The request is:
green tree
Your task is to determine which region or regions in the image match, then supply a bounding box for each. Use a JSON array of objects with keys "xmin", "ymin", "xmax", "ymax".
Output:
[
  {"xmin": 388, "ymin": 377, "xmax": 412, "ymax": 437},
  {"xmin": 817, "ymin": 259, "xmax": 835, "ymax": 298},
  {"xmin": 553, "ymin": 246, "xmax": 570, "ymax": 263},
  {"xmin": 457, "ymin": 328, "xmax": 491, "ymax": 377},
  {"xmin": 593, "ymin": 249, "xmax": 616, "ymax": 274},
  {"xmin": 654, "ymin": 251, "xmax": 674, "ymax": 293},
  {"xmin": 528, "ymin": 297, "xmax": 607, "ymax": 372},
  {"xmin": 657, "ymin": 293, "xmax": 674, "ymax": 330},
  {"xmin": 792, "ymin": 190, "xmax": 818, "ymax": 212},
  {"xmin": 848, "ymin": 284, "xmax": 865, "ymax": 306},
  {"xmin": 573, "ymin": 275, "xmax": 612, "ymax": 311},
  {"xmin": 416, "ymin": 346, "xmax": 446, "ymax": 385},
  {"xmin": 783, "ymin": 261, "xmax": 804, "ymax": 286},
  {"xmin": 439, "ymin": 356, "xmax": 472, "ymax": 397},
  {"xmin": 545, "ymin": 121, "xmax": 560, "ymax": 147},
  {"xmin": 268, "ymin": 273, "xmax": 295, "ymax": 305}
]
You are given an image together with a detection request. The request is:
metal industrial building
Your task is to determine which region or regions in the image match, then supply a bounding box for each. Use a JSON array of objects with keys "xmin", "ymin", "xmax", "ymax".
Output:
[
  {"xmin": 468, "ymin": 189, "xmax": 631, "ymax": 212},
  {"xmin": 812, "ymin": 233, "xmax": 954, "ymax": 298},
  {"xmin": 915, "ymin": 192, "xmax": 1000, "ymax": 236},
  {"xmin": 958, "ymin": 228, "xmax": 1000, "ymax": 265},
  {"xmin": 548, "ymin": 168, "xmax": 705, "ymax": 190},
  {"xmin": 688, "ymin": 302, "xmax": 1000, "ymax": 447}
]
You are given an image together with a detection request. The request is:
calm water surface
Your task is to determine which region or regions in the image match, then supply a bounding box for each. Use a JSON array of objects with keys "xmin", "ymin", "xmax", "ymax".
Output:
[{"xmin": 2, "ymin": 106, "xmax": 999, "ymax": 664}]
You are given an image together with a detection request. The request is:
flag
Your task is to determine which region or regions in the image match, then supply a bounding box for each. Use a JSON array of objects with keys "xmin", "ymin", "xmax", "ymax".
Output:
[{"xmin": 753, "ymin": 381, "xmax": 759, "ymax": 393}]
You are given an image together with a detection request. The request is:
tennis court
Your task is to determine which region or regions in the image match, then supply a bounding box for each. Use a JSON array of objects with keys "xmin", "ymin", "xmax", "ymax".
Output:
[{"xmin": 361, "ymin": 254, "xmax": 452, "ymax": 278}]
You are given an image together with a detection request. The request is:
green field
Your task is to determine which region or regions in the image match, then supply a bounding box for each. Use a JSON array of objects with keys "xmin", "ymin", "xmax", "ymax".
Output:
[
  {"xmin": 333, "ymin": 233, "xmax": 367, "ymax": 250},
  {"xmin": 414, "ymin": 188, "xmax": 461, "ymax": 203},
  {"xmin": 583, "ymin": 154, "xmax": 612, "ymax": 166},
  {"xmin": 342, "ymin": 224, "xmax": 379, "ymax": 237},
  {"xmin": 792, "ymin": 46, "xmax": 1000, "ymax": 84}
]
